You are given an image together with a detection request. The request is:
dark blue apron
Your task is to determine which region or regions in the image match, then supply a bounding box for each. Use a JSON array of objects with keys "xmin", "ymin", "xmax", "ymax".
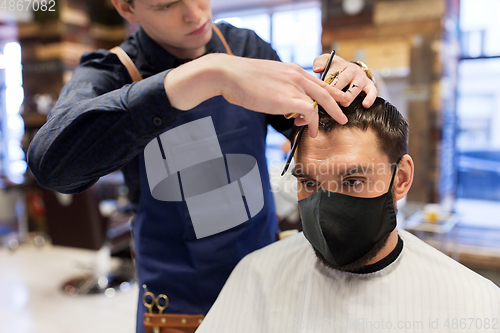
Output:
[{"xmin": 134, "ymin": 96, "xmax": 278, "ymax": 332}]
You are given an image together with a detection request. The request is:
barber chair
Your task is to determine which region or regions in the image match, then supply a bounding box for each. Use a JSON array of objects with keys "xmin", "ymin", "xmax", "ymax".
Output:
[{"xmin": 42, "ymin": 180, "xmax": 135, "ymax": 296}]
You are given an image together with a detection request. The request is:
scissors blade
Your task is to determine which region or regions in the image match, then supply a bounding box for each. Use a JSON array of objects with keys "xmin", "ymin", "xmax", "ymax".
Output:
[
  {"xmin": 281, "ymin": 127, "xmax": 305, "ymax": 176},
  {"xmin": 320, "ymin": 50, "xmax": 336, "ymax": 81},
  {"xmin": 281, "ymin": 50, "xmax": 336, "ymax": 176}
]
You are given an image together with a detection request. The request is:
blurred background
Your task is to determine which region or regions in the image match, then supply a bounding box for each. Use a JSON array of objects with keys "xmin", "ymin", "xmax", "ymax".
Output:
[{"xmin": 0, "ymin": 0, "xmax": 499, "ymax": 332}]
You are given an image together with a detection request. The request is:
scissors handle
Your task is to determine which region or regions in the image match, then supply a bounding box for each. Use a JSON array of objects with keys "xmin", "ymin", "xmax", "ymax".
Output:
[
  {"xmin": 155, "ymin": 294, "xmax": 169, "ymax": 314},
  {"xmin": 311, "ymin": 71, "xmax": 340, "ymax": 108},
  {"xmin": 142, "ymin": 291, "xmax": 156, "ymax": 314},
  {"xmin": 325, "ymin": 71, "xmax": 339, "ymax": 85},
  {"xmin": 283, "ymin": 51, "xmax": 337, "ymax": 121}
]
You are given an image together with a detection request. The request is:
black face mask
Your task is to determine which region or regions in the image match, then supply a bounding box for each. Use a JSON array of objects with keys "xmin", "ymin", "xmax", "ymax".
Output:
[{"xmin": 298, "ymin": 163, "xmax": 399, "ymax": 268}]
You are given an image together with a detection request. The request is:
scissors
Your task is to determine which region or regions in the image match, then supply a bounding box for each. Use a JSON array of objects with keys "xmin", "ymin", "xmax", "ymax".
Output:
[
  {"xmin": 142, "ymin": 291, "xmax": 169, "ymax": 314},
  {"xmin": 281, "ymin": 51, "xmax": 337, "ymax": 176},
  {"xmin": 284, "ymin": 50, "xmax": 337, "ymax": 120}
]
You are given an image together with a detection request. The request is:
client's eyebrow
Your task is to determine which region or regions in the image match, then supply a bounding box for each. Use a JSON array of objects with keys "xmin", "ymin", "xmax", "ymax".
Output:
[
  {"xmin": 291, "ymin": 168, "xmax": 310, "ymax": 178},
  {"xmin": 291, "ymin": 164, "xmax": 375, "ymax": 179},
  {"xmin": 339, "ymin": 164, "xmax": 375, "ymax": 176}
]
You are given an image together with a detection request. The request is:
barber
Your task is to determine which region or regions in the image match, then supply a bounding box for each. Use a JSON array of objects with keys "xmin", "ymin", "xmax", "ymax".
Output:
[{"xmin": 27, "ymin": 0, "xmax": 378, "ymax": 332}]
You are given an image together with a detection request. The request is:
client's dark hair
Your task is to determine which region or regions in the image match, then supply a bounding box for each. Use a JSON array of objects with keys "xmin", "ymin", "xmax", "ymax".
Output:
[{"xmin": 291, "ymin": 93, "xmax": 408, "ymax": 164}]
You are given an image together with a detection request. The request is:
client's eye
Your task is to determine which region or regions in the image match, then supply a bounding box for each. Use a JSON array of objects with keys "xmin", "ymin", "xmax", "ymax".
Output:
[
  {"xmin": 342, "ymin": 179, "xmax": 363, "ymax": 187},
  {"xmin": 301, "ymin": 180, "xmax": 318, "ymax": 188}
]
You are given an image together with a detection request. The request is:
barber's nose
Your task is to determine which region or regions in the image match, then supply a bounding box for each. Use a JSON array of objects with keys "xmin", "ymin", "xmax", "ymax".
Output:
[{"xmin": 183, "ymin": 0, "xmax": 203, "ymax": 23}]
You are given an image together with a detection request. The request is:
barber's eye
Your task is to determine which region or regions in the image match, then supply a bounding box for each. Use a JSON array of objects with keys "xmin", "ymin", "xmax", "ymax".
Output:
[{"xmin": 342, "ymin": 179, "xmax": 363, "ymax": 187}]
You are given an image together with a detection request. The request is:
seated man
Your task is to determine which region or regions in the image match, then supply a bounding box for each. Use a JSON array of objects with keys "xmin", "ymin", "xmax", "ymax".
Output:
[{"xmin": 195, "ymin": 94, "xmax": 500, "ymax": 333}]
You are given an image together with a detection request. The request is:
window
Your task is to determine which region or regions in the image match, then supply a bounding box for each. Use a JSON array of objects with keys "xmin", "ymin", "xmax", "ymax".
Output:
[
  {"xmin": 455, "ymin": 0, "xmax": 500, "ymax": 228},
  {"xmin": 216, "ymin": 13, "xmax": 271, "ymax": 44},
  {"xmin": 214, "ymin": 1, "xmax": 322, "ymax": 169},
  {"xmin": 0, "ymin": 42, "xmax": 26, "ymax": 185},
  {"xmin": 460, "ymin": 0, "xmax": 500, "ymax": 57}
]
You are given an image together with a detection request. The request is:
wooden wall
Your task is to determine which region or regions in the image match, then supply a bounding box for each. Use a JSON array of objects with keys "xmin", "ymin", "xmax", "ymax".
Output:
[
  {"xmin": 18, "ymin": 0, "xmax": 127, "ymax": 151},
  {"xmin": 321, "ymin": 0, "xmax": 460, "ymax": 205}
]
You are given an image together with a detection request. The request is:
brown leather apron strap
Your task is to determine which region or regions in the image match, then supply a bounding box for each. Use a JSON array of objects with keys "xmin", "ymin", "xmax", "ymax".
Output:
[
  {"xmin": 110, "ymin": 46, "xmax": 144, "ymax": 82},
  {"xmin": 211, "ymin": 23, "xmax": 233, "ymax": 56}
]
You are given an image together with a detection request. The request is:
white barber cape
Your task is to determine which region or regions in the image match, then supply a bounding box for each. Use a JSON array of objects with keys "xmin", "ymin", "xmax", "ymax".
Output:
[{"xmin": 196, "ymin": 229, "xmax": 500, "ymax": 333}]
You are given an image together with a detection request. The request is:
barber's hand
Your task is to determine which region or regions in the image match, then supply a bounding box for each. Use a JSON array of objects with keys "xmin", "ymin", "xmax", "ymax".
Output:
[
  {"xmin": 165, "ymin": 53, "xmax": 349, "ymax": 138},
  {"xmin": 312, "ymin": 53, "xmax": 378, "ymax": 109}
]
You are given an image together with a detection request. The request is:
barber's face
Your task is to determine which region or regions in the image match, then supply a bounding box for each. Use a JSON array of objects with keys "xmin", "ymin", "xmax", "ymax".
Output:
[
  {"xmin": 122, "ymin": 0, "xmax": 212, "ymax": 59},
  {"xmin": 292, "ymin": 127, "xmax": 394, "ymax": 200}
]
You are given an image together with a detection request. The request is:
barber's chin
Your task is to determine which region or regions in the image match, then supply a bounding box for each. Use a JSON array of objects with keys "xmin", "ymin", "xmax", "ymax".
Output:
[{"xmin": 312, "ymin": 232, "xmax": 392, "ymax": 273}]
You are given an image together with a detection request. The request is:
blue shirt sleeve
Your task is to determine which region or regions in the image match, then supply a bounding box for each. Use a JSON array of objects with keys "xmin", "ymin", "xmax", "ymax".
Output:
[{"xmin": 27, "ymin": 50, "xmax": 182, "ymax": 193}]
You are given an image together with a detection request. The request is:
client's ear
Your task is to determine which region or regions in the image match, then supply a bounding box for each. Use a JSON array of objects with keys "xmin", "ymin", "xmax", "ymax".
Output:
[{"xmin": 393, "ymin": 154, "xmax": 414, "ymax": 201}]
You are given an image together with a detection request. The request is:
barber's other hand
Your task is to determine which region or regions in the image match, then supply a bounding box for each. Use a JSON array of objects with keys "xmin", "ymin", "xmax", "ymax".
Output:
[
  {"xmin": 312, "ymin": 53, "xmax": 378, "ymax": 109},
  {"xmin": 165, "ymin": 53, "xmax": 350, "ymax": 138}
]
